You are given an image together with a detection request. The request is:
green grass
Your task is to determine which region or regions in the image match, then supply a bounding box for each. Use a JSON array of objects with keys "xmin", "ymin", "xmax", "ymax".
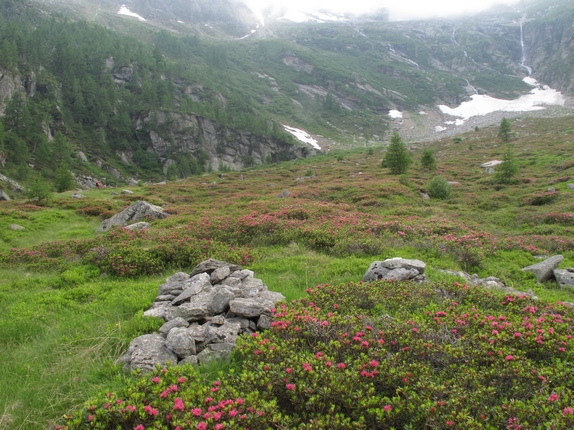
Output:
[{"xmin": 2, "ymin": 115, "xmax": 574, "ymax": 428}]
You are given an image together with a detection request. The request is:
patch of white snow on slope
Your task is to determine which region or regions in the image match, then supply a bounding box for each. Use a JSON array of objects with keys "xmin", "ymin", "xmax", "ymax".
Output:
[
  {"xmin": 118, "ymin": 5, "xmax": 147, "ymax": 21},
  {"xmin": 283, "ymin": 125, "xmax": 321, "ymax": 150}
]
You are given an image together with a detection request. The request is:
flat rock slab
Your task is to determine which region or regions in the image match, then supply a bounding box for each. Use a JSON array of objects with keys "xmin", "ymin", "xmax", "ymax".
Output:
[
  {"xmin": 362, "ymin": 258, "xmax": 426, "ymax": 282},
  {"xmin": 522, "ymin": 255, "xmax": 563, "ymax": 282}
]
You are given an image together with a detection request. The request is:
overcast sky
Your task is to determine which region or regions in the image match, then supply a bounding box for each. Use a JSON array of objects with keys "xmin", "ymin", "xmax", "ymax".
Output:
[{"xmin": 243, "ymin": 0, "xmax": 521, "ymax": 21}]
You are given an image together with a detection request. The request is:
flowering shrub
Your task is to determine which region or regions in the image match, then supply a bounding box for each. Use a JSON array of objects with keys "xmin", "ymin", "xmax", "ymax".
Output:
[{"xmin": 61, "ymin": 281, "xmax": 574, "ymax": 429}]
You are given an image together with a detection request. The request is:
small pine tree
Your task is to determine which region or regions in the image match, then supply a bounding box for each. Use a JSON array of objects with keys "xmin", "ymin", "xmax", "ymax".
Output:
[
  {"xmin": 494, "ymin": 146, "xmax": 518, "ymax": 184},
  {"xmin": 54, "ymin": 164, "xmax": 75, "ymax": 192},
  {"xmin": 421, "ymin": 149, "xmax": 437, "ymax": 171},
  {"xmin": 498, "ymin": 118, "xmax": 512, "ymax": 142},
  {"xmin": 383, "ymin": 132, "xmax": 412, "ymax": 174},
  {"xmin": 427, "ymin": 175, "xmax": 452, "ymax": 199},
  {"xmin": 27, "ymin": 174, "xmax": 52, "ymax": 204}
]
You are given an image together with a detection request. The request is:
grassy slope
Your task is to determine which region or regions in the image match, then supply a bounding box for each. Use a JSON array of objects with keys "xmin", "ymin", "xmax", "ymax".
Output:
[{"xmin": 1, "ymin": 115, "xmax": 574, "ymax": 428}]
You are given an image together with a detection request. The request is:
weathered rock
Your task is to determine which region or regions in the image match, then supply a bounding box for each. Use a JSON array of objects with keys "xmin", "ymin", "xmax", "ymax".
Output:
[
  {"xmin": 384, "ymin": 268, "xmax": 420, "ymax": 282},
  {"xmin": 172, "ymin": 273, "xmax": 212, "ymax": 305},
  {"xmin": 229, "ymin": 298, "xmax": 274, "ymax": 318},
  {"xmin": 277, "ymin": 189, "xmax": 290, "ymax": 198},
  {"xmin": 9, "ymin": 224, "xmax": 25, "ymax": 230},
  {"xmin": 0, "ymin": 190, "xmax": 10, "ymax": 201},
  {"xmin": 211, "ymin": 265, "xmax": 231, "ymax": 284},
  {"xmin": 257, "ymin": 314, "xmax": 273, "ymax": 330},
  {"xmin": 362, "ymin": 258, "xmax": 426, "ymax": 282},
  {"xmin": 158, "ymin": 272, "xmax": 190, "ymax": 296},
  {"xmin": 166, "ymin": 327, "xmax": 196, "ymax": 358},
  {"xmin": 166, "ymin": 291, "xmax": 214, "ymax": 321},
  {"xmin": 554, "ymin": 268, "xmax": 574, "ymax": 288},
  {"xmin": 122, "ymin": 189, "xmax": 134, "ymax": 195},
  {"xmin": 97, "ymin": 200, "xmax": 166, "ymax": 232},
  {"xmin": 159, "ymin": 317, "xmax": 189, "ymax": 337},
  {"xmin": 209, "ymin": 287, "xmax": 235, "ymax": 314},
  {"xmin": 178, "ymin": 355, "xmax": 199, "ymax": 366},
  {"xmin": 568, "ymin": 183, "xmax": 574, "ymax": 190},
  {"xmin": 119, "ymin": 333, "xmax": 178, "ymax": 372},
  {"xmin": 125, "ymin": 222, "xmax": 150, "ymax": 230},
  {"xmin": 143, "ymin": 302, "xmax": 171, "ymax": 319},
  {"xmin": 190, "ymin": 258, "xmax": 240, "ymax": 277},
  {"xmin": 480, "ymin": 160, "xmax": 502, "ymax": 169},
  {"xmin": 71, "ymin": 193, "xmax": 85, "ymax": 199},
  {"xmin": 522, "ymin": 255, "xmax": 564, "ymax": 282}
]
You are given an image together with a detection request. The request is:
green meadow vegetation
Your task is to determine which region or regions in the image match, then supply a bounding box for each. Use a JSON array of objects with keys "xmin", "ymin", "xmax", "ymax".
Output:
[{"xmin": 2, "ymin": 115, "xmax": 574, "ymax": 429}]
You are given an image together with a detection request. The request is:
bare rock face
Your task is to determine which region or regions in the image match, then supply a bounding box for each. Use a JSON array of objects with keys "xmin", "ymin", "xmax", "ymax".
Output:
[
  {"xmin": 97, "ymin": 200, "xmax": 167, "ymax": 232},
  {"xmin": 122, "ymin": 259, "xmax": 285, "ymax": 371}
]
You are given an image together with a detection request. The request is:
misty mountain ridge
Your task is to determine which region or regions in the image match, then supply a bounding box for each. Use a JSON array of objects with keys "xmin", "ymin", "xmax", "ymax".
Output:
[{"xmin": 0, "ymin": 0, "xmax": 572, "ymax": 192}]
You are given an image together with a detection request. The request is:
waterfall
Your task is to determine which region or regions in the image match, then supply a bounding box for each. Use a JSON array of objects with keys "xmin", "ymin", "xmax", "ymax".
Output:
[{"xmin": 519, "ymin": 16, "xmax": 532, "ymax": 76}]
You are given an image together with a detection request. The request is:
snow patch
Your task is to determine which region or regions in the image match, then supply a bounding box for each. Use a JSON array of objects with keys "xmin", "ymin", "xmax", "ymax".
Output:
[
  {"xmin": 438, "ymin": 78, "xmax": 565, "ymax": 122},
  {"xmin": 419, "ymin": 111, "xmax": 427, "ymax": 115},
  {"xmin": 283, "ymin": 125, "xmax": 321, "ymax": 150},
  {"xmin": 435, "ymin": 126, "xmax": 447, "ymax": 132},
  {"xmin": 389, "ymin": 110, "xmax": 403, "ymax": 119},
  {"xmin": 118, "ymin": 5, "xmax": 146, "ymax": 22}
]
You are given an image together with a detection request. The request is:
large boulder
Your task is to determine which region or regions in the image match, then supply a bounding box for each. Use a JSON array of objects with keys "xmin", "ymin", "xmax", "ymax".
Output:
[
  {"xmin": 0, "ymin": 190, "xmax": 10, "ymax": 201},
  {"xmin": 362, "ymin": 258, "xmax": 426, "ymax": 282},
  {"xmin": 97, "ymin": 200, "xmax": 166, "ymax": 232},
  {"xmin": 522, "ymin": 255, "xmax": 563, "ymax": 282}
]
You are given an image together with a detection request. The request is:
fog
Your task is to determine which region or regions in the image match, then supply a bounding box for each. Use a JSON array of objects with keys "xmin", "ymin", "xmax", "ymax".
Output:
[{"xmin": 241, "ymin": 0, "xmax": 521, "ymax": 21}]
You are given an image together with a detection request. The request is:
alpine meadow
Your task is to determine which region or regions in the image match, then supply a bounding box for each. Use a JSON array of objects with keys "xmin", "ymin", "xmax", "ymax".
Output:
[{"xmin": 1, "ymin": 0, "xmax": 574, "ymax": 429}]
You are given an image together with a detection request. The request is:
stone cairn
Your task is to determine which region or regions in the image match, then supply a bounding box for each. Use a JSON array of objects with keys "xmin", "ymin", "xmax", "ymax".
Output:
[{"xmin": 119, "ymin": 259, "xmax": 285, "ymax": 372}]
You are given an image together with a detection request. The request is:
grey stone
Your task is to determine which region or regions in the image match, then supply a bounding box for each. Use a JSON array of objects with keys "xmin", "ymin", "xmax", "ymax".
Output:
[
  {"xmin": 190, "ymin": 258, "xmax": 241, "ymax": 277},
  {"xmin": 380, "ymin": 258, "xmax": 426, "ymax": 274},
  {"xmin": 213, "ymin": 320, "xmax": 242, "ymax": 344},
  {"xmin": 257, "ymin": 314, "xmax": 273, "ymax": 330},
  {"xmin": 547, "ymin": 187, "xmax": 556, "ymax": 193},
  {"xmin": 125, "ymin": 222, "xmax": 150, "ymax": 230},
  {"xmin": 172, "ymin": 273, "xmax": 211, "ymax": 305},
  {"xmin": 119, "ymin": 333, "xmax": 177, "ymax": 372},
  {"xmin": 166, "ymin": 291, "xmax": 214, "ymax": 321},
  {"xmin": 226, "ymin": 317, "xmax": 252, "ymax": 329},
  {"xmin": 71, "ymin": 193, "xmax": 85, "ymax": 199},
  {"xmin": 277, "ymin": 189, "xmax": 290, "ymax": 198},
  {"xmin": 361, "ymin": 261, "xmax": 390, "ymax": 282},
  {"xmin": 159, "ymin": 318, "xmax": 189, "ymax": 337},
  {"xmin": 480, "ymin": 160, "xmax": 502, "ymax": 169},
  {"xmin": 522, "ymin": 255, "xmax": 564, "ymax": 282},
  {"xmin": 166, "ymin": 327, "xmax": 196, "ymax": 358},
  {"xmin": 97, "ymin": 200, "xmax": 166, "ymax": 232},
  {"xmin": 155, "ymin": 294, "xmax": 176, "ymax": 302},
  {"xmin": 0, "ymin": 190, "xmax": 10, "ymax": 201},
  {"xmin": 122, "ymin": 189, "xmax": 134, "ymax": 194},
  {"xmin": 178, "ymin": 355, "xmax": 198, "ymax": 366},
  {"xmin": 158, "ymin": 272, "xmax": 190, "ymax": 296},
  {"xmin": 211, "ymin": 266, "xmax": 231, "ymax": 284},
  {"xmin": 210, "ymin": 315, "xmax": 226, "ymax": 325},
  {"xmin": 9, "ymin": 224, "xmax": 25, "ymax": 230},
  {"xmin": 384, "ymin": 268, "xmax": 420, "ymax": 282},
  {"xmin": 229, "ymin": 269, "xmax": 254, "ymax": 280},
  {"xmin": 568, "ymin": 183, "xmax": 574, "ymax": 190},
  {"xmin": 210, "ymin": 287, "xmax": 235, "ymax": 314},
  {"xmin": 554, "ymin": 269, "xmax": 574, "ymax": 288},
  {"xmin": 143, "ymin": 303, "xmax": 171, "ymax": 319},
  {"xmin": 230, "ymin": 298, "xmax": 274, "ymax": 318},
  {"xmin": 220, "ymin": 277, "xmax": 242, "ymax": 288}
]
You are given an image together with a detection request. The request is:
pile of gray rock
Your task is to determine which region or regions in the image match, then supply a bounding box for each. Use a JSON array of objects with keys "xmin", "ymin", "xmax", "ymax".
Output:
[
  {"xmin": 523, "ymin": 255, "xmax": 574, "ymax": 288},
  {"xmin": 119, "ymin": 259, "xmax": 285, "ymax": 372}
]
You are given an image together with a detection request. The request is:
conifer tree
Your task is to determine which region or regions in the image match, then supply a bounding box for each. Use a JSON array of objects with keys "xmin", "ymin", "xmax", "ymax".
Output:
[
  {"xmin": 421, "ymin": 148, "xmax": 437, "ymax": 171},
  {"xmin": 494, "ymin": 146, "xmax": 518, "ymax": 184},
  {"xmin": 383, "ymin": 132, "xmax": 412, "ymax": 174},
  {"xmin": 498, "ymin": 118, "xmax": 512, "ymax": 142}
]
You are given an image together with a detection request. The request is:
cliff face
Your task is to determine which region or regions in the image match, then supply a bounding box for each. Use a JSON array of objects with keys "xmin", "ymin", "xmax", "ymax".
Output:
[
  {"xmin": 136, "ymin": 111, "xmax": 314, "ymax": 172},
  {"xmin": 525, "ymin": 13, "xmax": 574, "ymax": 95}
]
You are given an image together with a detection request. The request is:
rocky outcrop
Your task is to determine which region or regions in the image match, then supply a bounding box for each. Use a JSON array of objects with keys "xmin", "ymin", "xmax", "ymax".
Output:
[
  {"xmin": 120, "ymin": 259, "xmax": 285, "ymax": 371},
  {"xmin": 522, "ymin": 255, "xmax": 564, "ymax": 283},
  {"xmin": 97, "ymin": 200, "xmax": 166, "ymax": 232},
  {"xmin": 362, "ymin": 258, "xmax": 426, "ymax": 282},
  {"xmin": 0, "ymin": 190, "xmax": 10, "ymax": 201},
  {"xmin": 136, "ymin": 111, "xmax": 314, "ymax": 172}
]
